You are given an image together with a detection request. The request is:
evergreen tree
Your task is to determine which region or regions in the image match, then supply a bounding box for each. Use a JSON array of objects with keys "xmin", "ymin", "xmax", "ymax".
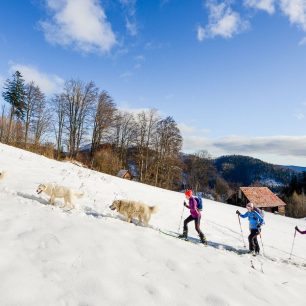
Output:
[{"xmin": 2, "ymin": 71, "xmax": 26, "ymax": 142}]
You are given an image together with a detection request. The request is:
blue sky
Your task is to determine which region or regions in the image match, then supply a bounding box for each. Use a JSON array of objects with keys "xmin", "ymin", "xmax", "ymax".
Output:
[{"xmin": 1, "ymin": 0, "xmax": 306, "ymax": 165}]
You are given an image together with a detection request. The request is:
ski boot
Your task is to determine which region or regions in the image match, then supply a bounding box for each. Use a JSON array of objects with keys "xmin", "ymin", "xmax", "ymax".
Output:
[
  {"xmin": 178, "ymin": 230, "xmax": 188, "ymax": 240},
  {"xmin": 200, "ymin": 234, "xmax": 208, "ymax": 246}
]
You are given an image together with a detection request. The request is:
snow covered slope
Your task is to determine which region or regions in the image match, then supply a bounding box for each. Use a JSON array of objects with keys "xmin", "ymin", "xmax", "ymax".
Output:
[{"xmin": 0, "ymin": 143, "xmax": 306, "ymax": 306}]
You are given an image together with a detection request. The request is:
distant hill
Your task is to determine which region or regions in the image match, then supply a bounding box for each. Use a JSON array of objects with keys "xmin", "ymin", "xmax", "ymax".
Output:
[
  {"xmin": 283, "ymin": 165, "xmax": 306, "ymax": 173},
  {"xmin": 214, "ymin": 155, "xmax": 295, "ymax": 187}
]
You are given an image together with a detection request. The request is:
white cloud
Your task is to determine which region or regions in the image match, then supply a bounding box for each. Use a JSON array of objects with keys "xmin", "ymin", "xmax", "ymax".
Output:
[
  {"xmin": 40, "ymin": 0, "xmax": 116, "ymax": 53},
  {"xmin": 180, "ymin": 123, "xmax": 306, "ymax": 165},
  {"xmin": 244, "ymin": 0, "xmax": 276, "ymax": 14},
  {"xmin": 212, "ymin": 135, "xmax": 306, "ymax": 157},
  {"xmin": 197, "ymin": 26, "xmax": 206, "ymax": 42},
  {"xmin": 9, "ymin": 63, "xmax": 64, "ymax": 95},
  {"xmin": 201, "ymin": 1, "xmax": 249, "ymax": 40},
  {"xmin": 280, "ymin": 0, "xmax": 306, "ymax": 31}
]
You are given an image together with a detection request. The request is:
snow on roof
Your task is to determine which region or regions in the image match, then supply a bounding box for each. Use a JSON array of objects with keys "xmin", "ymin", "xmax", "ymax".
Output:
[
  {"xmin": 240, "ymin": 187, "xmax": 286, "ymax": 207},
  {"xmin": 117, "ymin": 169, "xmax": 130, "ymax": 178}
]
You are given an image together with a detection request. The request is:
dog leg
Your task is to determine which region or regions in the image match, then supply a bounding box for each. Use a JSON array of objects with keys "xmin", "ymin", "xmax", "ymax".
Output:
[
  {"xmin": 126, "ymin": 214, "xmax": 132, "ymax": 223},
  {"xmin": 49, "ymin": 196, "xmax": 55, "ymax": 205},
  {"xmin": 60, "ymin": 197, "xmax": 68, "ymax": 209}
]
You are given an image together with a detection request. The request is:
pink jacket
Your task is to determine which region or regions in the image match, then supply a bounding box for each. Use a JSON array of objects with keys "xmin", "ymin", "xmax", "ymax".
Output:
[{"xmin": 186, "ymin": 197, "xmax": 200, "ymax": 218}]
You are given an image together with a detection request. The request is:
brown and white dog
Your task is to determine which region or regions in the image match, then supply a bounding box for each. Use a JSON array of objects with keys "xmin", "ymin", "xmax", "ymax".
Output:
[
  {"xmin": 109, "ymin": 199, "xmax": 158, "ymax": 225},
  {"xmin": 36, "ymin": 183, "xmax": 83, "ymax": 209}
]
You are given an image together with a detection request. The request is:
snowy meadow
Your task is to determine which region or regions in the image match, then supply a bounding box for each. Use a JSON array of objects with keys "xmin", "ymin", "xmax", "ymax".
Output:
[{"xmin": 0, "ymin": 143, "xmax": 306, "ymax": 306}]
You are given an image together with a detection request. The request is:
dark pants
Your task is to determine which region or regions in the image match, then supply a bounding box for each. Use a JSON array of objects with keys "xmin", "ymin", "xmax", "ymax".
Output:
[
  {"xmin": 248, "ymin": 229, "xmax": 260, "ymax": 253},
  {"xmin": 183, "ymin": 215, "xmax": 206, "ymax": 241}
]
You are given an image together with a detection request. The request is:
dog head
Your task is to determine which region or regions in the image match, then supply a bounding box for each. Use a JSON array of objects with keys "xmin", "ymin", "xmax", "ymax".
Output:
[
  {"xmin": 36, "ymin": 184, "xmax": 47, "ymax": 194},
  {"xmin": 109, "ymin": 200, "xmax": 120, "ymax": 211}
]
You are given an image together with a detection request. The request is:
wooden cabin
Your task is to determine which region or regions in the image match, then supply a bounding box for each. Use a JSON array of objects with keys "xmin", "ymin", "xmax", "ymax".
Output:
[
  {"xmin": 116, "ymin": 169, "xmax": 133, "ymax": 180},
  {"xmin": 227, "ymin": 187, "xmax": 286, "ymax": 215}
]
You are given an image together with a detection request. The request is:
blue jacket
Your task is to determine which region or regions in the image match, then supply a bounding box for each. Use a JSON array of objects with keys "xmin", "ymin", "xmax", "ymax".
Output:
[{"xmin": 240, "ymin": 211, "xmax": 264, "ymax": 230}]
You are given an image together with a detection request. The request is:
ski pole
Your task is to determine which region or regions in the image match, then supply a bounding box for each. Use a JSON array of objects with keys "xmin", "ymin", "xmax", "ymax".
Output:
[
  {"xmin": 237, "ymin": 214, "xmax": 246, "ymax": 248},
  {"xmin": 178, "ymin": 204, "xmax": 185, "ymax": 233},
  {"xmin": 259, "ymin": 231, "xmax": 265, "ymax": 256},
  {"xmin": 289, "ymin": 229, "xmax": 297, "ymax": 260}
]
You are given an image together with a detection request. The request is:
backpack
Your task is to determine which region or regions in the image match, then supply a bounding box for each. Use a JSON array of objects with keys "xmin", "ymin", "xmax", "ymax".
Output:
[
  {"xmin": 195, "ymin": 197, "xmax": 203, "ymax": 211},
  {"xmin": 254, "ymin": 207, "xmax": 265, "ymax": 225}
]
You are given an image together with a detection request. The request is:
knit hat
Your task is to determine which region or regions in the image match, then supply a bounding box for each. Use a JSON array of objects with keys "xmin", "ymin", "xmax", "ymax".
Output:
[
  {"xmin": 246, "ymin": 202, "xmax": 254, "ymax": 209},
  {"xmin": 185, "ymin": 190, "xmax": 193, "ymax": 197}
]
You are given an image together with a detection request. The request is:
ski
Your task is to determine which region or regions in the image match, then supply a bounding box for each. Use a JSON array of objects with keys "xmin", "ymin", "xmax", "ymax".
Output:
[{"xmin": 158, "ymin": 229, "xmax": 204, "ymax": 245}]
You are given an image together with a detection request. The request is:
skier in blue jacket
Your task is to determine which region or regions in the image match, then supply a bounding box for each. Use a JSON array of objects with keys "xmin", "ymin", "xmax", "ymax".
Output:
[{"xmin": 236, "ymin": 202, "xmax": 264, "ymax": 255}]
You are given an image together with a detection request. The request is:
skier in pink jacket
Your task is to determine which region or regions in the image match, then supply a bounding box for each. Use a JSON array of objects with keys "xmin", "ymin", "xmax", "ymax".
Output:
[{"xmin": 178, "ymin": 189, "xmax": 207, "ymax": 245}]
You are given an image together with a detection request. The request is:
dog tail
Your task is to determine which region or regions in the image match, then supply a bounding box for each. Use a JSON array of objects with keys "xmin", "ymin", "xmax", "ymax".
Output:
[
  {"xmin": 0, "ymin": 171, "xmax": 6, "ymax": 181},
  {"xmin": 74, "ymin": 191, "xmax": 84, "ymax": 198},
  {"xmin": 149, "ymin": 206, "xmax": 158, "ymax": 214}
]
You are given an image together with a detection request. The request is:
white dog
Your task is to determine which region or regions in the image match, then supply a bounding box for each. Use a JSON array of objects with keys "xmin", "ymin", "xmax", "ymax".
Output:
[
  {"xmin": 109, "ymin": 199, "xmax": 158, "ymax": 225},
  {"xmin": 36, "ymin": 183, "xmax": 83, "ymax": 209}
]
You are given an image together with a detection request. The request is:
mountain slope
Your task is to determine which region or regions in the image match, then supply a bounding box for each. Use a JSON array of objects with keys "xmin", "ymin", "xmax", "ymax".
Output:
[
  {"xmin": 215, "ymin": 155, "xmax": 294, "ymax": 187},
  {"xmin": 0, "ymin": 143, "xmax": 306, "ymax": 306}
]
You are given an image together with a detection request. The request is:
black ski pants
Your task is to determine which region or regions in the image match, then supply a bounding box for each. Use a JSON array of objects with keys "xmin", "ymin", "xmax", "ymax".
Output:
[
  {"xmin": 248, "ymin": 229, "xmax": 260, "ymax": 252},
  {"xmin": 183, "ymin": 215, "xmax": 205, "ymax": 240}
]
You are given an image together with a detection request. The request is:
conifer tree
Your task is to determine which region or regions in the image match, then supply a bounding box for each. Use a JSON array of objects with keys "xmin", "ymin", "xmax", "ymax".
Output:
[{"xmin": 2, "ymin": 71, "xmax": 26, "ymax": 142}]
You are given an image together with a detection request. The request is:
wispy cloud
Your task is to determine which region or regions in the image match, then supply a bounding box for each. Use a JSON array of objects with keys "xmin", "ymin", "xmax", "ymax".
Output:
[
  {"xmin": 134, "ymin": 54, "xmax": 145, "ymax": 69},
  {"xmin": 9, "ymin": 63, "xmax": 64, "ymax": 95},
  {"xmin": 119, "ymin": 71, "xmax": 133, "ymax": 79},
  {"xmin": 299, "ymin": 36, "xmax": 306, "ymax": 45},
  {"xmin": 0, "ymin": 75, "xmax": 5, "ymax": 88},
  {"xmin": 197, "ymin": 26, "xmax": 206, "ymax": 42},
  {"xmin": 120, "ymin": 0, "xmax": 138, "ymax": 36},
  {"xmin": 39, "ymin": 0, "xmax": 116, "ymax": 53},
  {"xmin": 294, "ymin": 112, "xmax": 305, "ymax": 120},
  {"xmin": 244, "ymin": 0, "xmax": 276, "ymax": 14}
]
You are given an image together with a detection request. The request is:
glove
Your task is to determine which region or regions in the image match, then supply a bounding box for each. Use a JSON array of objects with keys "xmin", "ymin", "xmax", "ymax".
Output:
[
  {"xmin": 257, "ymin": 224, "xmax": 261, "ymax": 229},
  {"xmin": 295, "ymin": 226, "xmax": 298, "ymax": 231},
  {"xmin": 236, "ymin": 210, "xmax": 240, "ymax": 216},
  {"xmin": 183, "ymin": 201, "xmax": 187, "ymax": 207}
]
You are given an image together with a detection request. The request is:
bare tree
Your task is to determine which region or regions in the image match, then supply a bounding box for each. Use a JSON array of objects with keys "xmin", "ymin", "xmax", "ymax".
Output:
[
  {"xmin": 91, "ymin": 91, "xmax": 117, "ymax": 159},
  {"xmin": 134, "ymin": 109, "xmax": 159, "ymax": 182},
  {"xmin": 111, "ymin": 111, "xmax": 137, "ymax": 167},
  {"xmin": 52, "ymin": 94, "xmax": 65, "ymax": 159},
  {"xmin": 63, "ymin": 79, "xmax": 98, "ymax": 158},
  {"xmin": 153, "ymin": 116, "xmax": 183, "ymax": 189},
  {"xmin": 184, "ymin": 151, "xmax": 216, "ymax": 193},
  {"xmin": 31, "ymin": 93, "xmax": 51, "ymax": 146},
  {"xmin": 24, "ymin": 82, "xmax": 46, "ymax": 147}
]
